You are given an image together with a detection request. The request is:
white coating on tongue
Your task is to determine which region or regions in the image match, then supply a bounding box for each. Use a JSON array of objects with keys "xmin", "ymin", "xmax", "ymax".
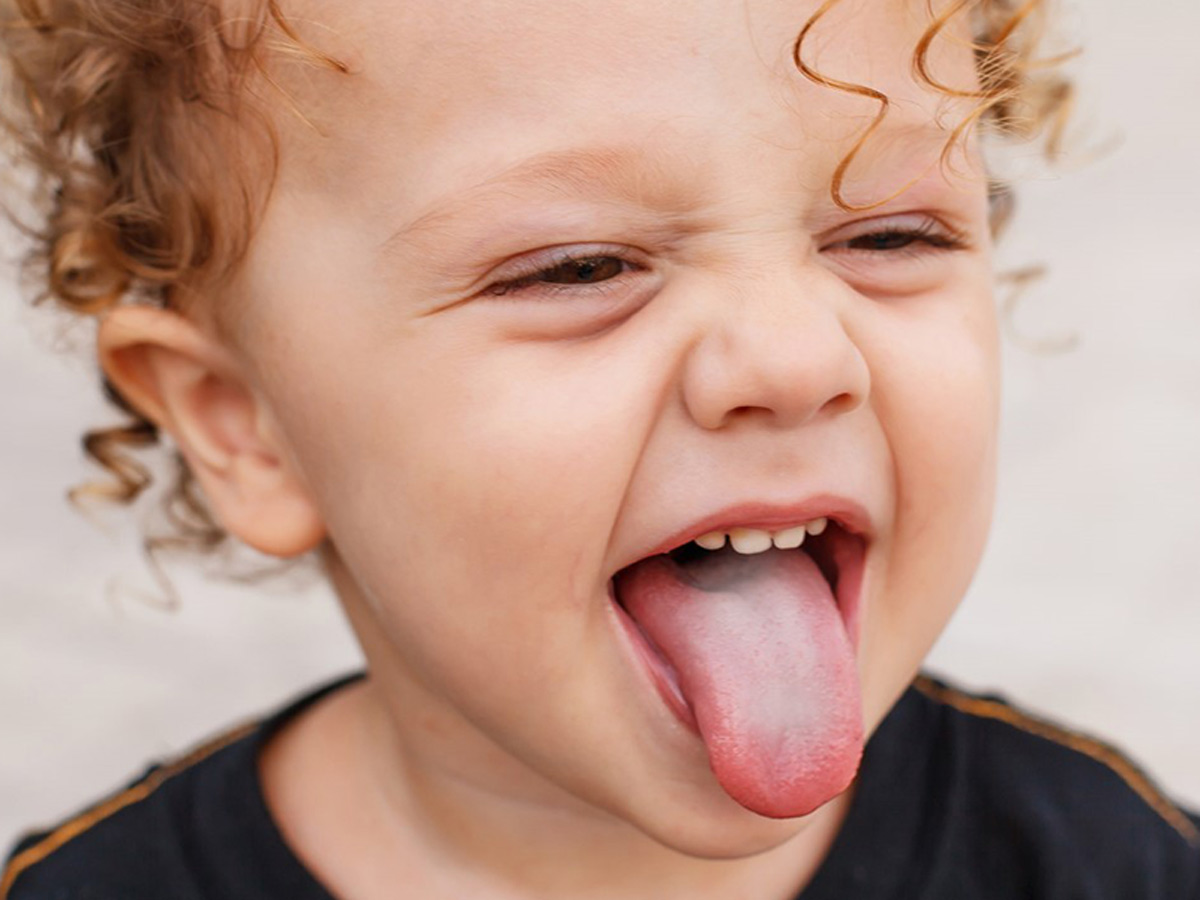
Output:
[{"xmin": 617, "ymin": 547, "xmax": 863, "ymax": 818}]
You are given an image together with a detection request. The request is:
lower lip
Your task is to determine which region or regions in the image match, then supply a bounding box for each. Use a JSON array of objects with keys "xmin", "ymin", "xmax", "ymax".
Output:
[
  {"xmin": 608, "ymin": 586, "xmax": 700, "ymax": 733},
  {"xmin": 832, "ymin": 537, "xmax": 867, "ymax": 652}
]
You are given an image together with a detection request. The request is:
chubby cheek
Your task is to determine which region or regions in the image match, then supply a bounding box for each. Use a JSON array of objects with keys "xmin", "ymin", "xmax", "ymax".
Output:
[
  {"xmin": 258, "ymin": 313, "xmax": 652, "ymax": 700},
  {"xmin": 857, "ymin": 292, "xmax": 1000, "ymax": 725}
]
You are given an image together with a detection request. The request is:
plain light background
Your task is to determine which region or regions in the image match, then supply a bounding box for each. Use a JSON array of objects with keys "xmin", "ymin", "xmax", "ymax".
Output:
[{"xmin": 2, "ymin": 0, "xmax": 1198, "ymax": 849}]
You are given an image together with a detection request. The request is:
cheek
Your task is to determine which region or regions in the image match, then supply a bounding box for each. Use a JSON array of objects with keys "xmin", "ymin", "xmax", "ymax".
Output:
[
  {"xmin": 255, "ymin": 319, "xmax": 654, "ymax": 675},
  {"xmin": 859, "ymin": 293, "xmax": 1000, "ymax": 713},
  {"xmin": 889, "ymin": 309, "xmax": 1000, "ymax": 546}
]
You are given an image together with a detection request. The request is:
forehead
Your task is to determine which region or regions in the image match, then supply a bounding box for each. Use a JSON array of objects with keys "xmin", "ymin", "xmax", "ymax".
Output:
[
  {"xmin": 276, "ymin": 0, "xmax": 977, "ymax": 175},
  {"xmin": 238, "ymin": 0, "xmax": 988, "ymax": 284}
]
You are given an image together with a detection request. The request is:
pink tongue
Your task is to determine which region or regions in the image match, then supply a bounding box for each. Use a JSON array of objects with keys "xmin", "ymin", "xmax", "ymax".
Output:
[{"xmin": 616, "ymin": 547, "xmax": 863, "ymax": 818}]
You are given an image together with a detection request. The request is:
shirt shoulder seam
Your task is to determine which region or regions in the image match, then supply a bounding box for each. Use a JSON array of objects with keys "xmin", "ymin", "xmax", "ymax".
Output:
[
  {"xmin": 913, "ymin": 675, "xmax": 1200, "ymax": 848},
  {"xmin": 0, "ymin": 720, "xmax": 259, "ymax": 899}
]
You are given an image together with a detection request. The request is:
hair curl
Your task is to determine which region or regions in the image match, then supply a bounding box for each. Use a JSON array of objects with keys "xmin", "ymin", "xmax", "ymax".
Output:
[
  {"xmin": 0, "ymin": 0, "xmax": 345, "ymax": 559},
  {"xmin": 0, "ymin": 0, "xmax": 1072, "ymax": 562}
]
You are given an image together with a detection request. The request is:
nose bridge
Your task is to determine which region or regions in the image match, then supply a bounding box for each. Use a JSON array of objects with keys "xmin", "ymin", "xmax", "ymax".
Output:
[{"xmin": 681, "ymin": 261, "xmax": 871, "ymax": 431}]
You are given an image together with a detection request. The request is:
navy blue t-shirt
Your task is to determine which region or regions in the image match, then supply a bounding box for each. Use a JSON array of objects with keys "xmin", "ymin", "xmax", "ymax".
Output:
[{"xmin": 4, "ymin": 673, "xmax": 1199, "ymax": 899}]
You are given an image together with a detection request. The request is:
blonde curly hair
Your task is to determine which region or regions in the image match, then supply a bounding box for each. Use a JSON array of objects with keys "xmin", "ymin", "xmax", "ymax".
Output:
[{"xmin": 0, "ymin": 0, "xmax": 1072, "ymax": 559}]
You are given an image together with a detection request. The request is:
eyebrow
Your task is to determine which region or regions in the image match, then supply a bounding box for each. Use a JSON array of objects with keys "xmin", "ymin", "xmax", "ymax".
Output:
[
  {"xmin": 382, "ymin": 145, "xmax": 703, "ymax": 248},
  {"xmin": 382, "ymin": 118, "xmax": 976, "ymax": 251}
]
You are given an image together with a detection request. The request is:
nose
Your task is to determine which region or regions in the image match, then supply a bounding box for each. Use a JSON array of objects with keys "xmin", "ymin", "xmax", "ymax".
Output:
[{"xmin": 680, "ymin": 267, "xmax": 870, "ymax": 431}]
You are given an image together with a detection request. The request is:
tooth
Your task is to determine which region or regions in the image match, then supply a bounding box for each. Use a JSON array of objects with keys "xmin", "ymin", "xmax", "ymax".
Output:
[
  {"xmin": 729, "ymin": 527, "xmax": 772, "ymax": 555},
  {"xmin": 772, "ymin": 525, "xmax": 807, "ymax": 550},
  {"xmin": 694, "ymin": 531, "xmax": 727, "ymax": 551},
  {"xmin": 806, "ymin": 517, "xmax": 828, "ymax": 536}
]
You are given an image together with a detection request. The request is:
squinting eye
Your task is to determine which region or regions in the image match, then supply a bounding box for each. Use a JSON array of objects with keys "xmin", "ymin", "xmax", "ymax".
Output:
[
  {"xmin": 486, "ymin": 253, "xmax": 636, "ymax": 297},
  {"xmin": 846, "ymin": 229, "xmax": 943, "ymax": 252},
  {"xmin": 824, "ymin": 217, "xmax": 969, "ymax": 256},
  {"xmin": 541, "ymin": 256, "xmax": 626, "ymax": 285}
]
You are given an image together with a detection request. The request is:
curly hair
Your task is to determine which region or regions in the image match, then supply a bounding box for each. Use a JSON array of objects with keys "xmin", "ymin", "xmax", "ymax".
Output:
[
  {"xmin": 0, "ymin": 0, "xmax": 346, "ymax": 557},
  {"xmin": 0, "ymin": 0, "xmax": 1072, "ymax": 561}
]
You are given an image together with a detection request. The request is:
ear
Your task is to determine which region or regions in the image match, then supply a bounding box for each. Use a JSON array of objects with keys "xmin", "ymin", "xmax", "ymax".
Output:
[{"xmin": 97, "ymin": 305, "xmax": 326, "ymax": 558}]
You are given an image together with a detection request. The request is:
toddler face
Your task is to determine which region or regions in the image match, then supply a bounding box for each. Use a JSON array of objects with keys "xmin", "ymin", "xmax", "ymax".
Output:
[{"xmin": 218, "ymin": 0, "xmax": 998, "ymax": 856}]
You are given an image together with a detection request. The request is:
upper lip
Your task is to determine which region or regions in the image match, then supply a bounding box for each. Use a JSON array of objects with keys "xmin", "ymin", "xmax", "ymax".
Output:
[{"xmin": 619, "ymin": 495, "xmax": 874, "ymax": 568}]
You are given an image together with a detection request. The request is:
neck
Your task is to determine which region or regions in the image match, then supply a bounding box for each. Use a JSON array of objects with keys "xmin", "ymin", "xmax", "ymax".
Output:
[
  {"xmin": 260, "ymin": 556, "xmax": 856, "ymax": 900},
  {"xmin": 261, "ymin": 668, "xmax": 851, "ymax": 900}
]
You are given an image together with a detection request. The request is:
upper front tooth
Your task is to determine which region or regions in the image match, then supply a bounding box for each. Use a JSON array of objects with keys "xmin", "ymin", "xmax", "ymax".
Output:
[
  {"xmin": 772, "ymin": 525, "xmax": 807, "ymax": 550},
  {"xmin": 694, "ymin": 531, "xmax": 727, "ymax": 551},
  {"xmin": 729, "ymin": 527, "xmax": 772, "ymax": 554},
  {"xmin": 806, "ymin": 517, "xmax": 828, "ymax": 536}
]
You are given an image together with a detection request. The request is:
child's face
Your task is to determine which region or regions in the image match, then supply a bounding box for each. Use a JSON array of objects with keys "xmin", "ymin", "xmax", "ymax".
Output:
[{"xmin": 224, "ymin": 0, "xmax": 997, "ymax": 855}]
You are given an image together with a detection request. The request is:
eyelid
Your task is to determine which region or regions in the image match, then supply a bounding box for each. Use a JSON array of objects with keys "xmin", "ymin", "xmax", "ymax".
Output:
[
  {"xmin": 819, "ymin": 212, "xmax": 972, "ymax": 251},
  {"xmin": 492, "ymin": 242, "xmax": 641, "ymax": 276},
  {"xmin": 483, "ymin": 243, "xmax": 647, "ymax": 296}
]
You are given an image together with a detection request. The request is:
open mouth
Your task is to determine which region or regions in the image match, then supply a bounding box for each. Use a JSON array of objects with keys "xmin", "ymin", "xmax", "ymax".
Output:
[
  {"xmin": 661, "ymin": 517, "xmax": 864, "ymax": 627},
  {"xmin": 607, "ymin": 513, "xmax": 869, "ymax": 817},
  {"xmin": 608, "ymin": 516, "xmax": 867, "ymax": 729},
  {"xmin": 613, "ymin": 515, "xmax": 867, "ymax": 638}
]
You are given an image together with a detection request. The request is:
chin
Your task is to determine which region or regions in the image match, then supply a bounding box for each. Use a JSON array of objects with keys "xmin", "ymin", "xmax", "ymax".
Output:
[{"xmin": 623, "ymin": 782, "xmax": 847, "ymax": 861}]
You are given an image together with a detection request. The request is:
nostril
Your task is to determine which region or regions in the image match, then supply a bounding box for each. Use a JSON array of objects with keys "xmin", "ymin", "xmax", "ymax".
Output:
[
  {"xmin": 821, "ymin": 391, "xmax": 860, "ymax": 417},
  {"xmin": 725, "ymin": 404, "xmax": 772, "ymax": 424}
]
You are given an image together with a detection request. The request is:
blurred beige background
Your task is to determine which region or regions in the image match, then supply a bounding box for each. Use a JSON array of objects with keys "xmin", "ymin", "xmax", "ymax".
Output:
[{"xmin": 2, "ymin": 0, "xmax": 1199, "ymax": 848}]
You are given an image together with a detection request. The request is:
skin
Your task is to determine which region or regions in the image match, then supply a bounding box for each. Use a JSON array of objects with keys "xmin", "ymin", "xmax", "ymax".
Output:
[{"xmin": 98, "ymin": 0, "xmax": 1001, "ymax": 897}]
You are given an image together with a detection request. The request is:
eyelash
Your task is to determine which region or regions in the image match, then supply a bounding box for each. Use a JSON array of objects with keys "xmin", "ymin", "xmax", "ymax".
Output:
[
  {"xmin": 485, "ymin": 250, "xmax": 641, "ymax": 298},
  {"xmin": 825, "ymin": 218, "xmax": 970, "ymax": 256},
  {"xmin": 484, "ymin": 219, "xmax": 968, "ymax": 298}
]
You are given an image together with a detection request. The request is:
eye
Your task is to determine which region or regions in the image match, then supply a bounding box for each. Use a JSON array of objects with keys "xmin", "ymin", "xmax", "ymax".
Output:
[
  {"xmin": 822, "ymin": 215, "xmax": 970, "ymax": 257},
  {"xmin": 817, "ymin": 213, "xmax": 979, "ymax": 295},
  {"xmin": 485, "ymin": 249, "xmax": 641, "ymax": 298}
]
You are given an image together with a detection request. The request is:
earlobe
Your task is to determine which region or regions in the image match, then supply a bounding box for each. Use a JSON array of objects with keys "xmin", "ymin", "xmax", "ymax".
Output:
[{"xmin": 97, "ymin": 306, "xmax": 326, "ymax": 558}]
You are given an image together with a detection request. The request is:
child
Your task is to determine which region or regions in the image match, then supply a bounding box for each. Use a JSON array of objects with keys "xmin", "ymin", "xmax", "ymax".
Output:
[{"xmin": 1, "ymin": 0, "xmax": 1197, "ymax": 897}]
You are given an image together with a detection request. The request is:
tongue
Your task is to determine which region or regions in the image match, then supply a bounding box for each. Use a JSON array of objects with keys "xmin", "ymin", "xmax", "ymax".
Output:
[{"xmin": 616, "ymin": 547, "xmax": 863, "ymax": 819}]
